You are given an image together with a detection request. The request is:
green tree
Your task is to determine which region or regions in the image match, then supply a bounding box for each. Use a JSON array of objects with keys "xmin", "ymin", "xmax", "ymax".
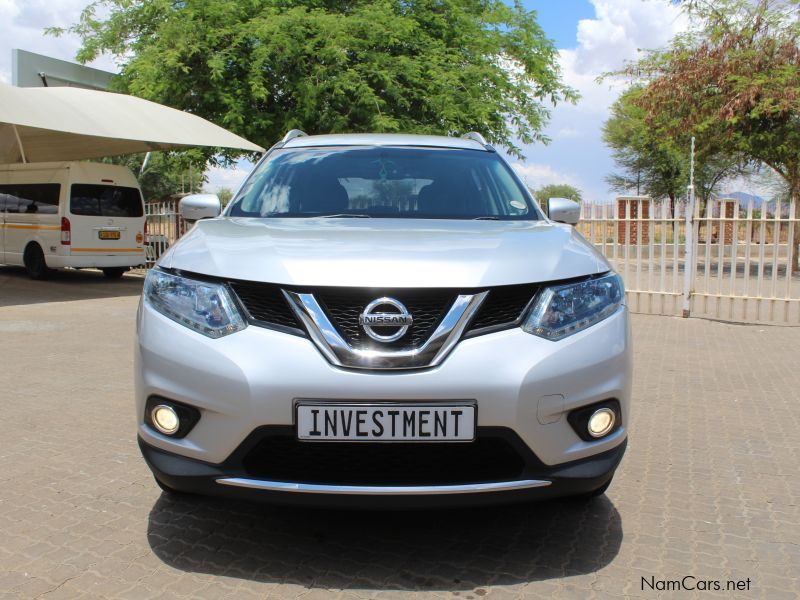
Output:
[
  {"xmin": 603, "ymin": 87, "xmax": 747, "ymax": 217},
  {"xmin": 216, "ymin": 187, "xmax": 234, "ymax": 207},
  {"xmin": 102, "ymin": 151, "xmax": 205, "ymax": 201},
  {"xmin": 533, "ymin": 184, "xmax": 583, "ymax": 206},
  {"xmin": 602, "ymin": 87, "xmax": 687, "ymax": 214},
  {"xmin": 693, "ymin": 152, "xmax": 750, "ymax": 217},
  {"xmin": 623, "ymin": 0, "xmax": 800, "ymax": 269},
  {"xmin": 55, "ymin": 0, "xmax": 577, "ymax": 160}
]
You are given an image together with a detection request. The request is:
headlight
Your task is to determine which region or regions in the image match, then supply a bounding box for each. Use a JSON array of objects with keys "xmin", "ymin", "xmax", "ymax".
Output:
[
  {"xmin": 522, "ymin": 272, "xmax": 624, "ymax": 341},
  {"xmin": 143, "ymin": 269, "xmax": 246, "ymax": 338}
]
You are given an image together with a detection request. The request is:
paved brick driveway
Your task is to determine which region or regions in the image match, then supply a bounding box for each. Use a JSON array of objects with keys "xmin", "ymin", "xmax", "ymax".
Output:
[{"xmin": 0, "ymin": 267, "xmax": 798, "ymax": 599}]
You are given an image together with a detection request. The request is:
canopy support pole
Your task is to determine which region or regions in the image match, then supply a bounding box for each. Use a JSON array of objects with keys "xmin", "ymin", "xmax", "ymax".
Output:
[
  {"xmin": 12, "ymin": 124, "xmax": 27, "ymax": 163},
  {"xmin": 140, "ymin": 152, "xmax": 152, "ymax": 176}
]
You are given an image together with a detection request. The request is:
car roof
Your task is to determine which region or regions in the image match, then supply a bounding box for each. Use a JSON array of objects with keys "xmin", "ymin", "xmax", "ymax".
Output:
[{"xmin": 281, "ymin": 133, "xmax": 489, "ymax": 151}]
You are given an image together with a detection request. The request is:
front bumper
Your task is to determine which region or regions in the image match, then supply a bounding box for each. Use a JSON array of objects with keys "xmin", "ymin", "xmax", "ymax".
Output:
[
  {"xmin": 47, "ymin": 251, "xmax": 145, "ymax": 269},
  {"xmin": 140, "ymin": 430, "xmax": 627, "ymax": 508},
  {"xmin": 136, "ymin": 299, "xmax": 631, "ymax": 504}
]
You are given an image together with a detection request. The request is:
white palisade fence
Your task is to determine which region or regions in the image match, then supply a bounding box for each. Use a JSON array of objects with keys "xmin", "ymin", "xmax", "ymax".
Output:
[
  {"xmin": 144, "ymin": 199, "xmax": 185, "ymax": 268},
  {"xmin": 577, "ymin": 197, "xmax": 800, "ymax": 324},
  {"xmin": 143, "ymin": 195, "xmax": 800, "ymax": 325}
]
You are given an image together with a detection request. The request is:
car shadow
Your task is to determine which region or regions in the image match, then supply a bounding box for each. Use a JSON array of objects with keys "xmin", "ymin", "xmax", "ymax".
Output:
[
  {"xmin": 147, "ymin": 494, "xmax": 622, "ymax": 592},
  {"xmin": 0, "ymin": 266, "xmax": 144, "ymax": 308}
]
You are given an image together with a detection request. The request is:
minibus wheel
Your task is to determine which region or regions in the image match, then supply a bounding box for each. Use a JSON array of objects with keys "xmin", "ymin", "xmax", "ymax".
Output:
[
  {"xmin": 101, "ymin": 267, "xmax": 128, "ymax": 279},
  {"xmin": 24, "ymin": 244, "xmax": 49, "ymax": 280}
]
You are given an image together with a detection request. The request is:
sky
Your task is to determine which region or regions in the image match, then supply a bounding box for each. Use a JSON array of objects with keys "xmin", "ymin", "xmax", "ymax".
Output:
[{"xmin": 0, "ymin": 0, "xmax": 690, "ymax": 203}]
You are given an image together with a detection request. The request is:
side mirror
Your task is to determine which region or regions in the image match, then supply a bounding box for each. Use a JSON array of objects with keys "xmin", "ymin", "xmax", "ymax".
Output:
[
  {"xmin": 548, "ymin": 197, "xmax": 580, "ymax": 225},
  {"xmin": 180, "ymin": 194, "xmax": 221, "ymax": 222}
]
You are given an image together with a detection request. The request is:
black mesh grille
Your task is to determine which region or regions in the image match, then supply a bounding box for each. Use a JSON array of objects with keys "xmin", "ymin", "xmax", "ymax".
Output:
[
  {"xmin": 241, "ymin": 434, "xmax": 526, "ymax": 485},
  {"xmin": 227, "ymin": 280, "xmax": 538, "ymax": 342},
  {"xmin": 315, "ymin": 289, "xmax": 456, "ymax": 351},
  {"xmin": 468, "ymin": 284, "xmax": 539, "ymax": 332},
  {"xmin": 229, "ymin": 281, "xmax": 300, "ymax": 330}
]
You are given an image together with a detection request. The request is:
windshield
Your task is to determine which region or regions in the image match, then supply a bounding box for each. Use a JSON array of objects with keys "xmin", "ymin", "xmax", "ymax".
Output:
[
  {"xmin": 70, "ymin": 184, "xmax": 144, "ymax": 218},
  {"xmin": 228, "ymin": 146, "xmax": 538, "ymax": 220}
]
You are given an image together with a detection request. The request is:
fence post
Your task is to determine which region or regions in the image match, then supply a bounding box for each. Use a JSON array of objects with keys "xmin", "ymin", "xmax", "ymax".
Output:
[{"xmin": 682, "ymin": 137, "xmax": 696, "ymax": 318}]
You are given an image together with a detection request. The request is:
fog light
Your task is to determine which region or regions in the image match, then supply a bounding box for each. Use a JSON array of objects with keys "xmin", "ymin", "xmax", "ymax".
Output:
[
  {"xmin": 587, "ymin": 408, "xmax": 615, "ymax": 438},
  {"xmin": 151, "ymin": 404, "xmax": 180, "ymax": 435}
]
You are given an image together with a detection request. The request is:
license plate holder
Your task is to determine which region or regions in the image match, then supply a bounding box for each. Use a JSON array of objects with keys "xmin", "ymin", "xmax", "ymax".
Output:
[{"xmin": 295, "ymin": 401, "xmax": 476, "ymax": 442}]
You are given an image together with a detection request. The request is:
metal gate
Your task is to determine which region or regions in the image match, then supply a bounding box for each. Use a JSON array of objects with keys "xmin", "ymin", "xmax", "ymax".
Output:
[
  {"xmin": 144, "ymin": 199, "xmax": 185, "ymax": 268},
  {"xmin": 577, "ymin": 196, "xmax": 800, "ymax": 324}
]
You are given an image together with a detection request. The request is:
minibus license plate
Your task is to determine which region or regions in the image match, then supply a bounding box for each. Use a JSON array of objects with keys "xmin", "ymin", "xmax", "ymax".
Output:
[
  {"xmin": 99, "ymin": 230, "xmax": 121, "ymax": 240},
  {"xmin": 296, "ymin": 403, "xmax": 475, "ymax": 441}
]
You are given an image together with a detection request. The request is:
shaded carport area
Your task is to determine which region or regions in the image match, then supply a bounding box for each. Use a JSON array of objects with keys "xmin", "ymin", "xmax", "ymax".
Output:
[{"xmin": 0, "ymin": 81, "xmax": 264, "ymax": 282}]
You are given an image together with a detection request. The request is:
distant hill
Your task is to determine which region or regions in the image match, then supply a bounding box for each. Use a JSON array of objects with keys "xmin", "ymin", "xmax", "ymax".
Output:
[
  {"xmin": 718, "ymin": 191, "xmax": 790, "ymax": 217},
  {"xmin": 719, "ymin": 191, "xmax": 764, "ymax": 210}
]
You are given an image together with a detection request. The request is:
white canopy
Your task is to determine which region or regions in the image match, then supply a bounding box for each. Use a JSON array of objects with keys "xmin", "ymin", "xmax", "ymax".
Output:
[{"xmin": 0, "ymin": 83, "xmax": 264, "ymax": 163}]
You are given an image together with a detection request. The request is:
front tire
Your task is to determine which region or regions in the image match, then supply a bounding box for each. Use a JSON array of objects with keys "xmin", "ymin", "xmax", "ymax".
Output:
[
  {"xmin": 101, "ymin": 267, "xmax": 128, "ymax": 279},
  {"xmin": 24, "ymin": 244, "xmax": 50, "ymax": 280}
]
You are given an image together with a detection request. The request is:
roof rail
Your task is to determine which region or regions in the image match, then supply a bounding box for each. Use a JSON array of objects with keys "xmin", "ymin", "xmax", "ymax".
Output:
[
  {"xmin": 281, "ymin": 129, "xmax": 308, "ymax": 144},
  {"xmin": 461, "ymin": 131, "xmax": 488, "ymax": 146}
]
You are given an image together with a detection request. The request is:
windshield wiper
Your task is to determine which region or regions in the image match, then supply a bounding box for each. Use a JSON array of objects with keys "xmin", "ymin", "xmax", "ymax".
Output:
[
  {"xmin": 473, "ymin": 216, "xmax": 500, "ymax": 220},
  {"xmin": 316, "ymin": 213, "xmax": 372, "ymax": 219}
]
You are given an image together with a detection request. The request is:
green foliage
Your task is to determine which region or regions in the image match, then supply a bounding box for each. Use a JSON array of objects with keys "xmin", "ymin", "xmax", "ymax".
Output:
[
  {"xmin": 619, "ymin": 0, "xmax": 799, "ymax": 266},
  {"xmin": 216, "ymin": 187, "xmax": 234, "ymax": 207},
  {"xmin": 533, "ymin": 183, "xmax": 582, "ymax": 205},
  {"xmin": 603, "ymin": 86, "xmax": 748, "ymax": 223},
  {"xmin": 53, "ymin": 0, "xmax": 577, "ymax": 159},
  {"xmin": 622, "ymin": 0, "xmax": 799, "ymax": 188},
  {"xmin": 101, "ymin": 152, "xmax": 205, "ymax": 201},
  {"xmin": 602, "ymin": 86, "xmax": 748, "ymax": 210},
  {"xmin": 602, "ymin": 86, "xmax": 687, "ymax": 202}
]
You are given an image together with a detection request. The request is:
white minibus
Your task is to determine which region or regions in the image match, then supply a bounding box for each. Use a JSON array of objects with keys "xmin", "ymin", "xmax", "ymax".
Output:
[{"xmin": 0, "ymin": 162, "xmax": 146, "ymax": 279}]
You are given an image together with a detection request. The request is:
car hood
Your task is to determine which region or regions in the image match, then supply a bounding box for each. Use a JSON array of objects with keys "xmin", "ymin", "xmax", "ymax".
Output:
[{"xmin": 161, "ymin": 217, "xmax": 609, "ymax": 287}]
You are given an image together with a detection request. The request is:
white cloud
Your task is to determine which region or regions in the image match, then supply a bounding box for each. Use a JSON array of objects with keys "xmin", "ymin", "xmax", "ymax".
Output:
[
  {"xmin": 511, "ymin": 162, "xmax": 582, "ymax": 190},
  {"xmin": 204, "ymin": 161, "xmax": 254, "ymax": 194},
  {"xmin": 516, "ymin": 0, "xmax": 690, "ymax": 204},
  {"xmin": 556, "ymin": 126, "xmax": 582, "ymax": 139},
  {"xmin": 573, "ymin": 0, "xmax": 687, "ymax": 77},
  {"xmin": 557, "ymin": 48, "xmax": 625, "ymax": 116},
  {"xmin": 564, "ymin": 0, "xmax": 688, "ymax": 115}
]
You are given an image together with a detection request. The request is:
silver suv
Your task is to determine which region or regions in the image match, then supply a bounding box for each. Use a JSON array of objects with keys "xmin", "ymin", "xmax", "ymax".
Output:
[{"xmin": 136, "ymin": 132, "xmax": 630, "ymax": 507}]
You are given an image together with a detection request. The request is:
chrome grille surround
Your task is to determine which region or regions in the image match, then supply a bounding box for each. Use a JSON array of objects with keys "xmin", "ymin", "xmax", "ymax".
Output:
[{"xmin": 283, "ymin": 290, "xmax": 488, "ymax": 370}]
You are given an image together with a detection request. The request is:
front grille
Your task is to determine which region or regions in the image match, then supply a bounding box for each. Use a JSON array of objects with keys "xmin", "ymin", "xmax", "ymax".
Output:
[
  {"xmin": 241, "ymin": 434, "xmax": 526, "ymax": 485},
  {"xmin": 228, "ymin": 280, "xmax": 539, "ymax": 344},
  {"xmin": 229, "ymin": 281, "xmax": 300, "ymax": 330},
  {"xmin": 315, "ymin": 288, "xmax": 456, "ymax": 351},
  {"xmin": 467, "ymin": 284, "xmax": 539, "ymax": 332}
]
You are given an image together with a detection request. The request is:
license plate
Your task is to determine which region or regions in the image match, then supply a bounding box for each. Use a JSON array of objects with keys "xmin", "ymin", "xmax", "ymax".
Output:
[
  {"xmin": 98, "ymin": 230, "xmax": 121, "ymax": 240},
  {"xmin": 296, "ymin": 403, "xmax": 476, "ymax": 442}
]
